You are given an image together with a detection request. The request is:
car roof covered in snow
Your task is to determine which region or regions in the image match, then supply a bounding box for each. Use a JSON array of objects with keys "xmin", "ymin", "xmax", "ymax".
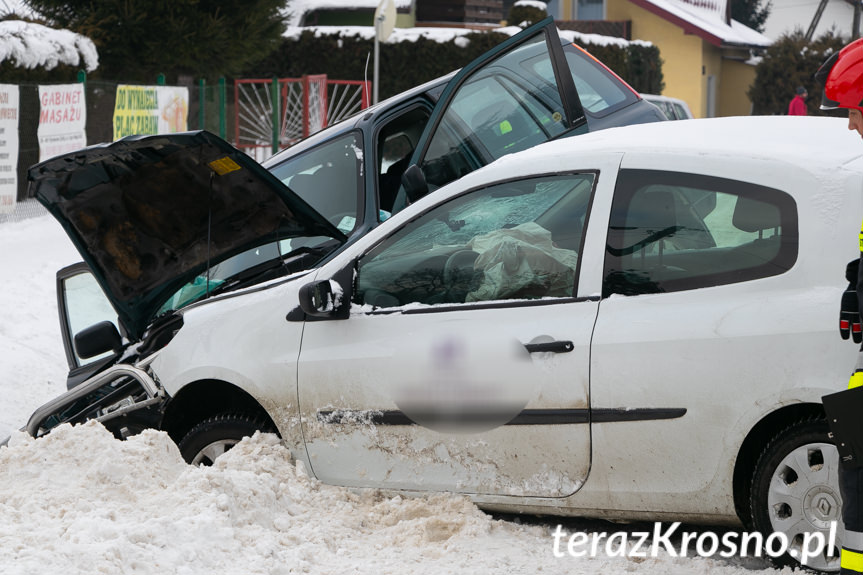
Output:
[{"xmin": 441, "ymin": 116, "xmax": 863, "ymax": 192}]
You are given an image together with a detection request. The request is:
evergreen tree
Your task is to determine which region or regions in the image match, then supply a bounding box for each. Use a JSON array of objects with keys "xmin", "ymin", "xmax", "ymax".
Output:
[
  {"xmin": 748, "ymin": 30, "xmax": 847, "ymax": 115},
  {"xmin": 731, "ymin": 0, "xmax": 770, "ymax": 33},
  {"xmin": 23, "ymin": 0, "xmax": 287, "ymax": 81}
]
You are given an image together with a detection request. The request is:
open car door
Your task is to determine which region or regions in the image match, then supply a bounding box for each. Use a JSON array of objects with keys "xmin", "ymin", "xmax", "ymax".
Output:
[
  {"xmin": 56, "ymin": 262, "xmax": 125, "ymax": 390},
  {"xmin": 23, "ymin": 262, "xmax": 164, "ymax": 439},
  {"xmin": 395, "ymin": 17, "xmax": 589, "ymax": 208}
]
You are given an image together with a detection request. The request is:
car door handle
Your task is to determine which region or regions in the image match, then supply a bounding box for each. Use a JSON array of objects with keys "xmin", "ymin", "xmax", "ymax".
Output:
[{"xmin": 524, "ymin": 340, "xmax": 574, "ymax": 354}]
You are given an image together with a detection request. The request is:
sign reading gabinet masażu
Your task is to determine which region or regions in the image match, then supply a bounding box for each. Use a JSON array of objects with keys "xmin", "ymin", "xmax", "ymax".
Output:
[
  {"xmin": 113, "ymin": 85, "xmax": 189, "ymax": 141},
  {"xmin": 0, "ymin": 84, "xmax": 19, "ymax": 215},
  {"xmin": 37, "ymin": 84, "xmax": 86, "ymax": 163}
]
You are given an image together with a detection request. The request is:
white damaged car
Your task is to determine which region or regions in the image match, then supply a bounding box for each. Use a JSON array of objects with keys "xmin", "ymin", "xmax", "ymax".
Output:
[{"xmin": 19, "ymin": 115, "xmax": 863, "ymax": 572}]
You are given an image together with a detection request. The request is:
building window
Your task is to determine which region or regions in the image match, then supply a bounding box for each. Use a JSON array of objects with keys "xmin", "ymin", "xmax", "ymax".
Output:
[{"xmin": 577, "ymin": 0, "xmax": 604, "ymax": 20}]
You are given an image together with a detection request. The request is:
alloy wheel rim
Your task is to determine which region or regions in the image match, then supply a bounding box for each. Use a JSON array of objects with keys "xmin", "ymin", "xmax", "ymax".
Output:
[{"xmin": 191, "ymin": 438, "xmax": 240, "ymax": 466}]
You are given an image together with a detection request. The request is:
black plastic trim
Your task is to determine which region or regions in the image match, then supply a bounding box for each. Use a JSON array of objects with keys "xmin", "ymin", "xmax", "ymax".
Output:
[
  {"xmin": 524, "ymin": 341, "xmax": 574, "ymax": 353},
  {"xmin": 362, "ymin": 295, "xmax": 601, "ymax": 316},
  {"xmin": 317, "ymin": 407, "xmax": 686, "ymax": 426}
]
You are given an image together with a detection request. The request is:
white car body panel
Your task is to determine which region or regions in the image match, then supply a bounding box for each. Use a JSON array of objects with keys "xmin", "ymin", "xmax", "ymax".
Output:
[
  {"xmin": 298, "ymin": 299, "xmax": 597, "ymax": 497},
  {"xmin": 148, "ymin": 116, "xmax": 863, "ymax": 525},
  {"xmin": 578, "ymin": 137, "xmax": 863, "ymax": 517},
  {"xmin": 152, "ymin": 278, "xmax": 310, "ymax": 453},
  {"xmin": 295, "ymin": 153, "xmax": 625, "ymax": 498}
]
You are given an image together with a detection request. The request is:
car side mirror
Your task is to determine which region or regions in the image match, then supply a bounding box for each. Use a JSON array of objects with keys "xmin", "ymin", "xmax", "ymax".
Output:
[
  {"xmin": 73, "ymin": 320, "xmax": 123, "ymax": 359},
  {"xmin": 401, "ymin": 164, "xmax": 428, "ymax": 204},
  {"xmin": 298, "ymin": 280, "xmax": 343, "ymax": 318},
  {"xmin": 292, "ymin": 263, "xmax": 354, "ymax": 321}
]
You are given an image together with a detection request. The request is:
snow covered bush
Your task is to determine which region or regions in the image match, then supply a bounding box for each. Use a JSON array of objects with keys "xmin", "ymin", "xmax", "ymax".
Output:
[{"xmin": 508, "ymin": 1, "xmax": 548, "ymax": 28}]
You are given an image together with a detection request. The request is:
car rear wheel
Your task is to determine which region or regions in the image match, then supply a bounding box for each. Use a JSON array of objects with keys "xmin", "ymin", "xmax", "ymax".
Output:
[
  {"xmin": 178, "ymin": 412, "xmax": 275, "ymax": 466},
  {"xmin": 749, "ymin": 417, "xmax": 842, "ymax": 572}
]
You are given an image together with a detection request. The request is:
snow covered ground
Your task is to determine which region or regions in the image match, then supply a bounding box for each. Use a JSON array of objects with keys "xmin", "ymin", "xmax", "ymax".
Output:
[
  {"xmin": 0, "ymin": 214, "xmax": 795, "ymax": 574},
  {"xmin": 0, "ymin": 213, "xmax": 79, "ymax": 439}
]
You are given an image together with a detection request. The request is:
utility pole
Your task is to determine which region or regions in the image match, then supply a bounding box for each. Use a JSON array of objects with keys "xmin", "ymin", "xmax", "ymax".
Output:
[
  {"xmin": 806, "ymin": 0, "xmax": 829, "ymax": 41},
  {"xmin": 373, "ymin": 0, "xmax": 395, "ymax": 105},
  {"xmin": 854, "ymin": 0, "xmax": 861, "ymax": 40}
]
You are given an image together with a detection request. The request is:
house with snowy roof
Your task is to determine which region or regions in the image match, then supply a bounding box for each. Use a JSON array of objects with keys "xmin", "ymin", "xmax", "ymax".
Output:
[
  {"xmin": 611, "ymin": 0, "xmax": 771, "ymax": 117},
  {"xmin": 552, "ymin": 0, "xmax": 771, "ymax": 117},
  {"xmin": 291, "ymin": 0, "xmax": 771, "ymax": 117}
]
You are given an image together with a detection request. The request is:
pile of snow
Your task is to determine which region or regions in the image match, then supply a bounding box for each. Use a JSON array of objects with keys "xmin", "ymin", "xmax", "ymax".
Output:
[
  {"xmin": 284, "ymin": 24, "xmax": 652, "ymax": 49},
  {"xmin": 0, "ymin": 421, "xmax": 788, "ymax": 575},
  {"xmin": 285, "ymin": 0, "xmax": 414, "ymax": 28},
  {"xmin": 0, "ymin": 423, "xmax": 524, "ymax": 574},
  {"xmin": 0, "ymin": 0, "xmax": 38, "ymax": 19},
  {"xmin": 284, "ymin": 24, "xmax": 478, "ymax": 44},
  {"xmin": 0, "ymin": 215, "xmax": 790, "ymax": 574},
  {"xmin": 513, "ymin": 0, "xmax": 549, "ymax": 11},
  {"xmin": 0, "ymin": 20, "xmax": 98, "ymax": 72}
]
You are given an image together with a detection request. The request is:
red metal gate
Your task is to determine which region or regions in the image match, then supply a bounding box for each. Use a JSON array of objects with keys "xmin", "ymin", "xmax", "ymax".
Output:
[{"xmin": 234, "ymin": 76, "xmax": 371, "ymax": 160}]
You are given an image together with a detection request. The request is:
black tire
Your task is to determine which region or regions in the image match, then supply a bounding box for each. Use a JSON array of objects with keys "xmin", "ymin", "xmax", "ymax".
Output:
[
  {"xmin": 178, "ymin": 412, "xmax": 274, "ymax": 466},
  {"xmin": 749, "ymin": 417, "xmax": 841, "ymax": 572}
]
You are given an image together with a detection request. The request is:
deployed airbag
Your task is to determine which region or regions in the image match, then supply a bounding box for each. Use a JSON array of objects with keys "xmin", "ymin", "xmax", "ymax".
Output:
[{"xmin": 466, "ymin": 222, "xmax": 578, "ymax": 302}]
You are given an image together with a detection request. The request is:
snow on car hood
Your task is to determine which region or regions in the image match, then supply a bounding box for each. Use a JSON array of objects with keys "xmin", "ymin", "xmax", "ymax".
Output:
[{"xmin": 28, "ymin": 130, "xmax": 346, "ymax": 340}]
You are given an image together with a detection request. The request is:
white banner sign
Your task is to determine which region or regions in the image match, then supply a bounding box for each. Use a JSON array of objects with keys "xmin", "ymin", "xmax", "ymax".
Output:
[
  {"xmin": 113, "ymin": 85, "xmax": 189, "ymax": 140},
  {"xmin": 38, "ymin": 83, "xmax": 87, "ymax": 162},
  {"xmin": 0, "ymin": 84, "xmax": 19, "ymax": 214}
]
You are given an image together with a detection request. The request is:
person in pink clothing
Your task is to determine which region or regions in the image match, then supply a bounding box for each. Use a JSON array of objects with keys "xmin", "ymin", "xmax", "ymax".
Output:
[{"xmin": 788, "ymin": 86, "xmax": 808, "ymax": 115}]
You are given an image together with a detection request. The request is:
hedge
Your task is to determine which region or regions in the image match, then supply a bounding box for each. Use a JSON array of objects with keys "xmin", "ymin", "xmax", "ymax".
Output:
[
  {"xmin": 508, "ymin": 5, "xmax": 548, "ymax": 27},
  {"xmin": 748, "ymin": 30, "xmax": 848, "ymax": 116},
  {"xmin": 249, "ymin": 27, "xmax": 663, "ymax": 100},
  {"xmin": 577, "ymin": 41, "xmax": 664, "ymax": 95}
]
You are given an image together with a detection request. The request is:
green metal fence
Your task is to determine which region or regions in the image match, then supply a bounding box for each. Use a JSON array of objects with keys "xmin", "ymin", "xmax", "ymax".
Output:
[{"xmin": 6, "ymin": 73, "xmax": 371, "ymax": 214}]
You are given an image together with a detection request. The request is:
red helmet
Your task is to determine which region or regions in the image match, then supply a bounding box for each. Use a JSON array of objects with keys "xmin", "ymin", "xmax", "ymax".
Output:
[{"xmin": 815, "ymin": 38, "xmax": 863, "ymax": 112}]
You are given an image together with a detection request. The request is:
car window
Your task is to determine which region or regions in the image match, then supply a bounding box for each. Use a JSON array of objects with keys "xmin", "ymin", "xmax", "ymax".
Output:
[
  {"xmin": 645, "ymin": 98, "xmax": 674, "ymax": 120},
  {"xmin": 268, "ymin": 132, "xmax": 363, "ymax": 234},
  {"xmin": 156, "ymin": 242, "xmax": 284, "ymax": 314},
  {"xmin": 672, "ymin": 102, "xmax": 690, "ymax": 119},
  {"xmin": 603, "ymin": 169, "xmax": 798, "ymax": 297},
  {"xmin": 419, "ymin": 31, "xmax": 571, "ymax": 190},
  {"xmin": 357, "ymin": 173, "xmax": 595, "ymax": 308},
  {"xmin": 61, "ymin": 269, "xmax": 120, "ymax": 367},
  {"xmin": 659, "ymin": 101, "xmax": 675, "ymax": 120},
  {"xmin": 377, "ymin": 106, "xmax": 431, "ymax": 216},
  {"xmin": 525, "ymin": 44, "xmax": 635, "ymax": 115},
  {"xmin": 546, "ymin": 44, "xmax": 635, "ymax": 116}
]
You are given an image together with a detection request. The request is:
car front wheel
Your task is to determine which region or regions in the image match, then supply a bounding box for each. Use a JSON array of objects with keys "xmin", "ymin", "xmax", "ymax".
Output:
[
  {"xmin": 178, "ymin": 412, "xmax": 274, "ymax": 466},
  {"xmin": 749, "ymin": 417, "xmax": 842, "ymax": 572}
]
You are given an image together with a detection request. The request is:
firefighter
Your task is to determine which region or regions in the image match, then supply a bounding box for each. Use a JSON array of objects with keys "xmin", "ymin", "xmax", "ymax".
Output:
[{"xmin": 816, "ymin": 37, "xmax": 863, "ymax": 575}]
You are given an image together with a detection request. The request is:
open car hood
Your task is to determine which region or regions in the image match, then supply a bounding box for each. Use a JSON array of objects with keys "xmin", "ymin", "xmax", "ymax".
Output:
[{"xmin": 29, "ymin": 130, "xmax": 347, "ymax": 340}]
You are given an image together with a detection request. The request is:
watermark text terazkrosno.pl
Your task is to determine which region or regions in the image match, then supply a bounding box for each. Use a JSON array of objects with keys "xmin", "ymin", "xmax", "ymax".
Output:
[{"xmin": 552, "ymin": 521, "xmax": 838, "ymax": 566}]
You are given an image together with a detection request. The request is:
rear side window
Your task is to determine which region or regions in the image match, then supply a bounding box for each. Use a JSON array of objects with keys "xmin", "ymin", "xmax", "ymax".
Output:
[{"xmin": 603, "ymin": 169, "xmax": 798, "ymax": 297}]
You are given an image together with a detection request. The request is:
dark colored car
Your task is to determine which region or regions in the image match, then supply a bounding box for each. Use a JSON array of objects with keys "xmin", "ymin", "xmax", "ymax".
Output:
[{"xmin": 260, "ymin": 18, "xmax": 664, "ymax": 246}]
